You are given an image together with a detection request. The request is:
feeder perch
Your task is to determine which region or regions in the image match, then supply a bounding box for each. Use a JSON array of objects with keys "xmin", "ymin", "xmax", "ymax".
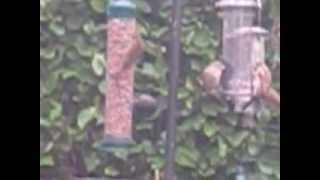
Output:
[{"xmin": 97, "ymin": 0, "xmax": 144, "ymax": 151}]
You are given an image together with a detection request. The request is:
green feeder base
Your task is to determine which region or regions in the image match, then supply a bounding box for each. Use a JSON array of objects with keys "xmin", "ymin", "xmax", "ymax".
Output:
[{"xmin": 95, "ymin": 135, "xmax": 135, "ymax": 152}]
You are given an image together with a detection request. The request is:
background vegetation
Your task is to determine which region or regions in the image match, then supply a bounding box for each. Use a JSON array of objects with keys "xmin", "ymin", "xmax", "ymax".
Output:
[{"xmin": 40, "ymin": 0, "xmax": 280, "ymax": 179}]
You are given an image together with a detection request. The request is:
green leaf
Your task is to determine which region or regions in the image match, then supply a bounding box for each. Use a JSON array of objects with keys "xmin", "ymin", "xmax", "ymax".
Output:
[
  {"xmin": 201, "ymin": 102, "xmax": 219, "ymax": 117},
  {"xmin": 49, "ymin": 101, "xmax": 62, "ymax": 121},
  {"xmin": 248, "ymin": 143, "xmax": 260, "ymax": 156},
  {"xmin": 40, "ymin": 0, "xmax": 48, "ymax": 8},
  {"xmin": 179, "ymin": 115, "xmax": 204, "ymax": 132},
  {"xmin": 203, "ymin": 122, "xmax": 217, "ymax": 138},
  {"xmin": 177, "ymin": 88, "xmax": 190, "ymax": 99},
  {"xmin": 136, "ymin": 122, "xmax": 153, "ymax": 130},
  {"xmin": 257, "ymin": 108, "xmax": 272, "ymax": 122},
  {"xmin": 139, "ymin": 63, "xmax": 160, "ymax": 79},
  {"xmin": 183, "ymin": 115, "xmax": 206, "ymax": 132},
  {"xmin": 91, "ymin": 53, "xmax": 105, "ymax": 76},
  {"xmin": 142, "ymin": 140, "xmax": 154, "ymax": 155},
  {"xmin": 185, "ymin": 30, "xmax": 195, "ymax": 46},
  {"xmin": 45, "ymin": 72, "xmax": 59, "ymax": 94},
  {"xmin": 185, "ymin": 78, "xmax": 195, "ymax": 91},
  {"xmin": 44, "ymin": 141, "xmax": 54, "ymax": 153},
  {"xmin": 221, "ymin": 113, "xmax": 238, "ymax": 126},
  {"xmin": 175, "ymin": 145, "xmax": 199, "ymax": 168},
  {"xmin": 185, "ymin": 98, "xmax": 193, "ymax": 110},
  {"xmin": 77, "ymin": 107, "xmax": 97, "ymax": 129},
  {"xmin": 152, "ymin": 26, "xmax": 168, "ymax": 38},
  {"xmin": 193, "ymin": 28, "xmax": 212, "ymax": 48},
  {"xmin": 74, "ymin": 36, "xmax": 94, "ymax": 57},
  {"xmin": 40, "ymin": 117, "xmax": 51, "ymax": 128},
  {"xmin": 198, "ymin": 166, "xmax": 216, "ymax": 177},
  {"xmin": 98, "ymin": 80, "xmax": 106, "ymax": 94},
  {"xmin": 66, "ymin": 15, "xmax": 85, "ymax": 31},
  {"xmin": 149, "ymin": 155, "xmax": 165, "ymax": 170},
  {"xmin": 136, "ymin": 0, "xmax": 152, "ymax": 13},
  {"xmin": 137, "ymin": 23, "xmax": 148, "ymax": 36},
  {"xmin": 258, "ymin": 162, "xmax": 273, "ymax": 175},
  {"xmin": 128, "ymin": 144, "xmax": 144, "ymax": 154},
  {"xmin": 206, "ymin": 145, "xmax": 220, "ymax": 166},
  {"xmin": 40, "ymin": 48, "xmax": 56, "ymax": 60},
  {"xmin": 193, "ymin": 115, "xmax": 206, "ymax": 131},
  {"xmin": 104, "ymin": 166, "xmax": 120, "ymax": 176},
  {"xmin": 61, "ymin": 70, "xmax": 78, "ymax": 80},
  {"xmin": 113, "ymin": 149, "xmax": 129, "ymax": 160},
  {"xmin": 83, "ymin": 21, "xmax": 97, "ymax": 35},
  {"xmin": 40, "ymin": 155, "xmax": 54, "ymax": 166},
  {"xmin": 190, "ymin": 60, "xmax": 203, "ymax": 72},
  {"xmin": 89, "ymin": 0, "xmax": 106, "ymax": 13},
  {"xmin": 258, "ymin": 153, "xmax": 280, "ymax": 177},
  {"xmin": 227, "ymin": 131, "xmax": 250, "ymax": 147},
  {"xmin": 84, "ymin": 153, "xmax": 100, "ymax": 172},
  {"xmin": 218, "ymin": 137, "xmax": 228, "ymax": 158},
  {"xmin": 49, "ymin": 22, "xmax": 65, "ymax": 36}
]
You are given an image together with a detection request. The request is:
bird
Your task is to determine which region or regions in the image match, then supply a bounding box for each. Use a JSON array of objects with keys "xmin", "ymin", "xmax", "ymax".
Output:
[
  {"xmin": 121, "ymin": 27, "xmax": 145, "ymax": 71},
  {"xmin": 198, "ymin": 60, "xmax": 226, "ymax": 103},
  {"xmin": 252, "ymin": 61, "xmax": 280, "ymax": 105},
  {"xmin": 109, "ymin": 26, "xmax": 145, "ymax": 79},
  {"xmin": 198, "ymin": 60, "xmax": 280, "ymax": 107}
]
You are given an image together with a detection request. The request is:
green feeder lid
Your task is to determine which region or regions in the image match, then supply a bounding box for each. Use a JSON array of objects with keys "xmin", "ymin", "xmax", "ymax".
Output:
[{"xmin": 107, "ymin": 0, "xmax": 137, "ymax": 18}]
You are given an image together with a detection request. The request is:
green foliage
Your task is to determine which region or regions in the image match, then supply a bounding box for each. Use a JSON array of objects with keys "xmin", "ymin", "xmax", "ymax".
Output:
[
  {"xmin": 77, "ymin": 107, "xmax": 97, "ymax": 130},
  {"xmin": 40, "ymin": 0, "xmax": 280, "ymax": 179}
]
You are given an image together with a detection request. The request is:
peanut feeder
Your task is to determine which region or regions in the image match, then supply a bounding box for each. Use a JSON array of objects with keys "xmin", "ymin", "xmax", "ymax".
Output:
[{"xmin": 98, "ymin": 0, "xmax": 143, "ymax": 150}]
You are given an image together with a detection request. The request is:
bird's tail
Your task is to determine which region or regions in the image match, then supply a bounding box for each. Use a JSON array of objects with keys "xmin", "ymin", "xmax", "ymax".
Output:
[{"xmin": 263, "ymin": 87, "xmax": 280, "ymax": 105}]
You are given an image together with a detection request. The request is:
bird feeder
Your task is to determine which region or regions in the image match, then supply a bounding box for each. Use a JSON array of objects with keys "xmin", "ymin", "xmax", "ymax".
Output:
[
  {"xmin": 215, "ymin": 0, "xmax": 267, "ymax": 113},
  {"xmin": 98, "ymin": 0, "xmax": 144, "ymax": 150},
  {"xmin": 215, "ymin": 0, "xmax": 260, "ymax": 75},
  {"xmin": 222, "ymin": 27, "xmax": 268, "ymax": 113}
]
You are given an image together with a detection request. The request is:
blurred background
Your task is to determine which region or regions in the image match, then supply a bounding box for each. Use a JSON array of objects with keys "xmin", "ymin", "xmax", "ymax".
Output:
[{"xmin": 40, "ymin": 0, "xmax": 280, "ymax": 179}]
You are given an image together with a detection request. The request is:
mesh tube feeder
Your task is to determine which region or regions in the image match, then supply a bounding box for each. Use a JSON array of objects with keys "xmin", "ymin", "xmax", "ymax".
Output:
[
  {"xmin": 222, "ymin": 26, "xmax": 268, "ymax": 113},
  {"xmin": 215, "ymin": 0, "xmax": 263, "ymax": 113},
  {"xmin": 97, "ymin": 0, "xmax": 144, "ymax": 151}
]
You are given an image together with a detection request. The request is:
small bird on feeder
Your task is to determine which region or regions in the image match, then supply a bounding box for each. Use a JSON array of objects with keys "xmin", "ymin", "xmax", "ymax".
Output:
[
  {"xmin": 239, "ymin": 26, "xmax": 280, "ymax": 106},
  {"xmin": 198, "ymin": 27, "xmax": 280, "ymax": 107},
  {"xmin": 198, "ymin": 60, "xmax": 226, "ymax": 103},
  {"xmin": 121, "ymin": 28, "xmax": 145, "ymax": 70},
  {"xmin": 109, "ymin": 26, "xmax": 145, "ymax": 78},
  {"xmin": 252, "ymin": 60, "xmax": 280, "ymax": 105},
  {"xmin": 240, "ymin": 26, "xmax": 280, "ymax": 106}
]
